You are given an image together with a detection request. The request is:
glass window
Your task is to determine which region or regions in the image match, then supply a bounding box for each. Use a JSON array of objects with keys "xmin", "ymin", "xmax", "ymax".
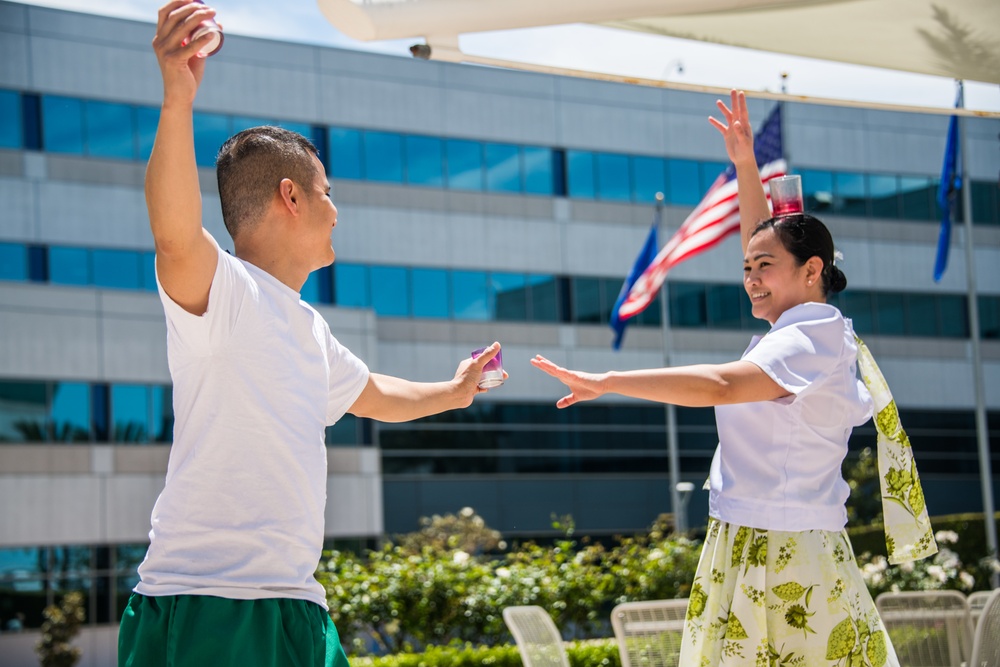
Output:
[
  {"xmin": 92, "ymin": 249, "xmax": 141, "ymax": 289},
  {"xmin": 566, "ymin": 150, "xmax": 595, "ymax": 199},
  {"xmin": 900, "ymin": 176, "xmax": 934, "ymax": 221},
  {"xmin": 833, "ymin": 172, "xmax": 868, "ymax": 217},
  {"xmin": 971, "ymin": 180, "xmax": 998, "ymax": 226},
  {"xmin": 230, "ymin": 116, "xmax": 272, "ymax": 133},
  {"xmin": 838, "ymin": 291, "xmax": 875, "ymax": 335},
  {"xmin": 905, "ymin": 294, "xmax": 938, "ymax": 337},
  {"xmin": 0, "ymin": 546, "xmax": 45, "ymax": 577},
  {"xmin": 523, "ymin": 146, "xmax": 554, "ymax": 195},
  {"xmin": 277, "ymin": 121, "xmax": 312, "ymax": 138},
  {"xmin": 572, "ymin": 277, "xmax": 603, "ymax": 323},
  {"xmin": 151, "ymin": 385, "xmax": 173, "ymax": 443},
  {"xmin": 980, "ymin": 296, "xmax": 1000, "ymax": 339},
  {"xmin": 369, "ymin": 265, "xmax": 409, "ymax": 316},
  {"xmin": 27, "ymin": 245, "xmax": 47, "ymax": 282},
  {"xmin": 192, "ymin": 112, "xmax": 230, "ymax": 167},
  {"xmin": 669, "ymin": 282, "xmax": 706, "ymax": 327},
  {"xmin": 111, "ymin": 384, "xmax": 149, "ymax": 443},
  {"xmin": 666, "ymin": 159, "xmax": 701, "ymax": 206},
  {"xmin": 42, "ymin": 95, "xmax": 85, "ymax": 154},
  {"xmin": 801, "ymin": 169, "xmax": 834, "ymax": 213},
  {"xmin": 874, "ymin": 292, "xmax": 905, "ymax": 336},
  {"xmin": 328, "ymin": 127, "xmax": 363, "ymax": 179},
  {"xmin": 363, "ymin": 131, "xmax": 404, "ymax": 183},
  {"xmin": 635, "ymin": 292, "xmax": 662, "ymax": 327},
  {"xmin": 484, "ymin": 143, "xmax": 521, "ymax": 193},
  {"xmin": 0, "ymin": 242, "xmax": 27, "ymax": 281},
  {"xmin": 445, "ymin": 139, "xmax": 483, "ymax": 191},
  {"xmin": 300, "ymin": 271, "xmax": 322, "ymax": 303},
  {"xmin": 405, "ymin": 136, "xmax": 443, "ymax": 187},
  {"xmin": 700, "ymin": 161, "xmax": 729, "ymax": 193},
  {"xmin": 49, "ymin": 382, "xmax": 90, "ymax": 442},
  {"xmin": 326, "ymin": 415, "xmax": 359, "ymax": 445},
  {"xmin": 601, "ymin": 279, "xmax": 623, "ymax": 325},
  {"xmin": 0, "ymin": 381, "xmax": 47, "ymax": 442},
  {"xmin": 595, "ymin": 153, "xmax": 631, "ymax": 202},
  {"xmin": 632, "ymin": 156, "xmax": 666, "ymax": 204},
  {"xmin": 141, "ymin": 252, "xmax": 157, "ymax": 292},
  {"xmin": 334, "ymin": 263, "xmax": 368, "ymax": 308},
  {"xmin": 84, "ymin": 101, "xmax": 135, "ymax": 159},
  {"xmin": 491, "ymin": 272, "xmax": 527, "ymax": 321},
  {"xmin": 452, "ymin": 270, "xmax": 489, "ymax": 320},
  {"xmin": 135, "ymin": 107, "xmax": 159, "ymax": 162},
  {"xmin": 411, "ymin": 268, "xmax": 449, "ymax": 318},
  {"xmin": 938, "ymin": 295, "xmax": 968, "ymax": 338},
  {"xmin": 706, "ymin": 284, "xmax": 743, "ymax": 329},
  {"xmin": 48, "ymin": 246, "xmax": 90, "ymax": 285},
  {"xmin": 0, "ymin": 90, "xmax": 21, "ymax": 148},
  {"xmin": 528, "ymin": 274, "xmax": 560, "ymax": 322},
  {"xmin": 868, "ymin": 174, "xmax": 899, "ymax": 219}
]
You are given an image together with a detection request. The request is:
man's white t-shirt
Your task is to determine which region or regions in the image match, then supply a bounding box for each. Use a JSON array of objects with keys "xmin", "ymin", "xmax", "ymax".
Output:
[
  {"xmin": 709, "ymin": 302, "xmax": 873, "ymax": 532},
  {"xmin": 135, "ymin": 243, "xmax": 369, "ymax": 609}
]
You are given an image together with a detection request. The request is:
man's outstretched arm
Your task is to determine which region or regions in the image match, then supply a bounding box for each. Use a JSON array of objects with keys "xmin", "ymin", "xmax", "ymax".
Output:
[{"xmin": 147, "ymin": 1, "xmax": 221, "ymax": 315}]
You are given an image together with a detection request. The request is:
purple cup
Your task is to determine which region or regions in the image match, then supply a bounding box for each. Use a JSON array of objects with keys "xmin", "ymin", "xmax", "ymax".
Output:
[
  {"xmin": 189, "ymin": 0, "xmax": 224, "ymax": 57},
  {"xmin": 769, "ymin": 175, "xmax": 803, "ymax": 216},
  {"xmin": 472, "ymin": 347, "xmax": 504, "ymax": 389}
]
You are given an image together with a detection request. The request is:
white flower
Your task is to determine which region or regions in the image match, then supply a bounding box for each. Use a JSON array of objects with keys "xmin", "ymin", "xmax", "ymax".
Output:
[
  {"xmin": 960, "ymin": 572, "xmax": 976, "ymax": 590},
  {"xmin": 934, "ymin": 530, "xmax": 959, "ymax": 545},
  {"xmin": 459, "ymin": 507, "xmax": 475, "ymax": 518},
  {"xmin": 495, "ymin": 567, "xmax": 511, "ymax": 579},
  {"xmin": 926, "ymin": 565, "xmax": 947, "ymax": 583},
  {"xmin": 453, "ymin": 551, "xmax": 470, "ymax": 564},
  {"xmin": 648, "ymin": 549, "xmax": 665, "ymax": 561}
]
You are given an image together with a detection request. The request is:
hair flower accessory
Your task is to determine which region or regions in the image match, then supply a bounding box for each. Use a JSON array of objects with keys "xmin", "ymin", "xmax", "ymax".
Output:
[{"xmin": 833, "ymin": 250, "xmax": 844, "ymax": 266}]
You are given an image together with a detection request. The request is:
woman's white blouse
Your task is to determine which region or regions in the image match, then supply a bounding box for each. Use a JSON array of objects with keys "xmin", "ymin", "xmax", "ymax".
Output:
[{"xmin": 709, "ymin": 302, "xmax": 874, "ymax": 532}]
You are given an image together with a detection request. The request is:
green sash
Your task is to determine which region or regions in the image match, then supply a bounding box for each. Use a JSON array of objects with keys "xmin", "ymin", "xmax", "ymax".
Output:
[{"xmin": 855, "ymin": 335, "xmax": 938, "ymax": 564}]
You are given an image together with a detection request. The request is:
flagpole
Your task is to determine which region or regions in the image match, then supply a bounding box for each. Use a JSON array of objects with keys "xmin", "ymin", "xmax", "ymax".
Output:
[
  {"xmin": 956, "ymin": 81, "xmax": 998, "ymax": 584},
  {"xmin": 653, "ymin": 192, "xmax": 686, "ymax": 535}
]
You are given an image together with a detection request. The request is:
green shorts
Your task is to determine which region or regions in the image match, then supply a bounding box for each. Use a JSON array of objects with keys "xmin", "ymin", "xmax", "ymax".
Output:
[{"xmin": 118, "ymin": 593, "xmax": 350, "ymax": 667}]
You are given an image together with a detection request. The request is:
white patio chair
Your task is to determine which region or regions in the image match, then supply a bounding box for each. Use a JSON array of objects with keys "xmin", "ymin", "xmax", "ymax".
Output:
[
  {"xmin": 610, "ymin": 599, "xmax": 689, "ymax": 667},
  {"xmin": 969, "ymin": 588, "xmax": 1000, "ymax": 667},
  {"xmin": 502, "ymin": 605, "xmax": 570, "ymax": 667},
  {"xmin": 969, "ymin": 590, "xmax": 992, "ymax": 628},
  {"xmin": 875, "ymin": 590, "xmax": 974, "ymax": 667}
]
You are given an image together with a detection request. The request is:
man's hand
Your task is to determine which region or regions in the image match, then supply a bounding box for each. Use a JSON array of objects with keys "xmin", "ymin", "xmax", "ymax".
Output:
[{"xmin": 152, "ymin": 1, "xmax": 218, "ymax": 106}]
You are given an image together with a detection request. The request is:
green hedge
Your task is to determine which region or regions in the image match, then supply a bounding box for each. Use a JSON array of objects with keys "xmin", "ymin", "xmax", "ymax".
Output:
[{"xmin": 349, "ymin": 639, "xmax": 620, "ymax": 667}]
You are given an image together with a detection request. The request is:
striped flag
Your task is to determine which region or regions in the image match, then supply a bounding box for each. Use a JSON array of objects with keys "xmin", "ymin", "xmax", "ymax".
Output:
[{"xmin": 615, "ymin": 104, "xmax": 786, "ymax": 321}]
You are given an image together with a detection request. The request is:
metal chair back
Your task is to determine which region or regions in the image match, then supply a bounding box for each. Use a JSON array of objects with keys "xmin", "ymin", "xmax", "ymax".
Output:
[
  {"xmin": 502, "ymin": 605, "xmax": 570, "ymax": 667},
  {"xmin": 875, "ymin": 590, "xmax": 973, "ymax": 667},
  {"xmin": 610, "ymin": 599, "xmax": 689, "ymax": 667},
  {"xmin": 969, "ymin": 588, "xmax": 1000, "ymax": 667}
]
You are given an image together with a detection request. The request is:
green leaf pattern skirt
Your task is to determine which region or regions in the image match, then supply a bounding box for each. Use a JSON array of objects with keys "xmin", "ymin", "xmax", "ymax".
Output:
[{"xmin": 680, "ymin": 518, "xmax": 899, "ymax": 667}]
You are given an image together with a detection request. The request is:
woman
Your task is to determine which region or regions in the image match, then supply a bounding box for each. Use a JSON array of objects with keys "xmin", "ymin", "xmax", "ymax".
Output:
[{"xmin": 532, "ymin": 91, "xmax": 923, "ymax": 666}]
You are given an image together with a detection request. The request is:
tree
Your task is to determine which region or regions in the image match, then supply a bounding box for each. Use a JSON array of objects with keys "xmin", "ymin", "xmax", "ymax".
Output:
[{"xmin": 36, "ymin": 592, "xmax": 84, "ymax": 667}]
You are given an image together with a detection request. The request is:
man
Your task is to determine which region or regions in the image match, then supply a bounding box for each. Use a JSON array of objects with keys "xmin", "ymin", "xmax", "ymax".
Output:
[{"xmin": 118, "ymin": 4, "xmax": 504, "ymax": 666}]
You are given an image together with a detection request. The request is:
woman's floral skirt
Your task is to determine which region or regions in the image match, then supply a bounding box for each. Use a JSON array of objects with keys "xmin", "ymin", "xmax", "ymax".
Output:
[{"xmin": 679, "ymin": 518, "xmax": 900, "ymax": 667}]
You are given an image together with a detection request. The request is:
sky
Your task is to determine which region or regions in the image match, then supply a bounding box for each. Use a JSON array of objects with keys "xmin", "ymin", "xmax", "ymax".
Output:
[{"xmin": 15, "ymin": 0, "xmax": 1000, "ymax": 113}]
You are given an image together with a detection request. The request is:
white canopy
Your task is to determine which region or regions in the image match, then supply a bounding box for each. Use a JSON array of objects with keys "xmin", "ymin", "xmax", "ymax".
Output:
[{"xmin": 316, "ymin": 0, "xmax": 1000, "ymax": 86}]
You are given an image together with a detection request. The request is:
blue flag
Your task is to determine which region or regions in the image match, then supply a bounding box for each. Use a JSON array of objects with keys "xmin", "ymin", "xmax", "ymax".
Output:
[
  {"xmin": 934, "ymin": 85, "xmax": 962, "ymax": 282},
  {"xmin": 610, "ymin": 209, "xmax": 660, "ymax": 350}
]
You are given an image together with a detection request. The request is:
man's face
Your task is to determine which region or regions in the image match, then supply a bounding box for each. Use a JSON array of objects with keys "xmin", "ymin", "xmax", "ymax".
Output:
[{"xmin": 301, "ymin": 153, "xmax": 338, "ymax": 270}]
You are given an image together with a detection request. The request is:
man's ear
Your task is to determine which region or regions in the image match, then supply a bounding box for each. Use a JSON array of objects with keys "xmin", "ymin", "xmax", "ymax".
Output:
[{"xmin": 278, "ymin": 178, "xmax": 298, "ymax": 215}]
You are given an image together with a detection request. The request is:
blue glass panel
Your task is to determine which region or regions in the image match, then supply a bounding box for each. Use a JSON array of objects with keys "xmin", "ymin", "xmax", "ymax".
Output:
[
  {"xmin": 136, "ymin": 107, "xmax": 159, "ymax": 162},
  {"xmin": 523, "ymin": 146, "xmax": 554, "ymax": 195},
  {"xmin": 0, "ymin": 381, "xmax": 47, "ymax": 442},
  {"xmin": 0, "ymin": 546, "xmax": 44, "ymax": 577},
  {"xmin": 971, "ymin": 180, "xmax": 999, "ymax": 225},
  {"xmin": 485, "ymin": 143, "xmax": 521, "ymax": 193},
  {"xmin": 0, "ymin": 242, "xmax": 27, "ymax": 281},
  {"xmin": 48, "ymin": 246, "xmax": 90, "ymax": 285},
  {"xmin": 329, "ymin": 128, "xmax": 362, "ymax": 180},
  {"xmin": 906, "ymin": 294, "xmax": 938, "ymax": 337},
  {"xmin": 572, "ymin": 277, "xmax": 603, "ymax": 323},
  {"xmin": 192, "ymin": 112, "xmax": 230, "ymax": 167},
  {"xmin": 92, "ymin": 384, "xmax": 109, "ymax": 441},
  {"xmin": 326, "ymin": 415, "xmax": 358, "ymax": 445},
  {"xmin": 334, "ymin": 263, "xmax": 369, "ymax": 308},
  {"xmin": 527, "ymin": 274, "xmax": 559, "ymax": 322},
  {"xmin": 833, "ymin": 172, "xmax": 867, "ymax": 216},
  {"xmin": 50, "ymin": 382, "xmax": 90, "ymax": 442},
  {"xmin": 700, "ymin": 161, "xmax": 729, "ymax": 191},
  {"xmin": 980, "ymin": 296, "xmax": 1000, "ymax": 339},
  {"xmin": 277, "ymin": 121, "xmax": 313, "ymax": 138},
  {"xmin": 869, "ymin": 174, "xmax": 899, "ymax": 219},
  {"xmin": 667, "ymin": 159, "xmax": 701, "ymax": 205},
  {"xmin": 151, "ymin": 385, "xmax": 173, "ymax": 442},
  {"xmin": 111, "ymin": 384, "xmax": 149, "ymax": 443},
  {"xmin": 938, "ymin": 296, "xmax": 968, "ymax": 338},
  {"xmin": 632, "ymin": 156, "xmax": 666, "ymax": 204},
  {"xmin": 411, "ymin": 268, "xmax": 449, "ymax": 318},
  {"xmin": 900, "ymin": 176, "xmax": 934, "ymax": 221},
  {"xmin": 837, "ymin": 291, "xmax": 874, "ymax": 335},
  {"xmin": 405, "ymin": 136, "xmax": 443, "ymax": 187},
  {"xmin": 231, "ymin": 116, "xmax": 272, "ymax": 133},
  {"xmin": 635, "ymin": 292, "xmax": 662, "ymax": 326},
  {"xmin": 566, "ymin": 150, "xmax": 595, "ymax": 198},
  {"xmin": 0, "ymin": 90, "xmax": 21, "ymax": 148},
  {"xmin": 22, "ymin": 93, "xmax": 42, "ymax": 150},
  {"xmin": 42, "ymin": 96, "xmax": 84, "ymax": 154},
  {"xmin": 445, "ymin": 140, "xmax": 483, "ymax": 190},
  {"xmin": 370, "ymin": 266, "xmax": 409, "ymax": 316},
  {"xmin": 301, "ymin": 271, "xmax": 321, "ymax": 303},
  {"xmin": 141, "ymin": 252, "xmax": 157, "ymax": 291},
  {"xmin": 92, "ymin": 249, "xmax": 141, "ymax": 289},
  {"xmin": 84, "ymin": 101, "xmax": 135, "ymax": 159},
  {"xmin": 669, "ymin": 281, "xmax": 707, "ymax": 327},
  {"xmin": 595, "ymin": 153, "xmax": 631, "ymax": 202},
  {"xmin": 875, "ymin": 292, "xmax": 905, "ymax": 336},
  {"xmin": 363, "ymin": 131, "xmax": 404, "ymax": 183},
  {"xmin": 706, "ymin": 284, "xmax": 743, "ymax": 329},
  {"xmin": 452, "ymin": 270, "xmax": 488, "ymax": 320},
  {"xmin": 491, "ymin": 272, "xmax": 527, "ymax": 321},
  {"xmin": 800, "ymin": 169, "xmax": 833, "ymax": 213}
]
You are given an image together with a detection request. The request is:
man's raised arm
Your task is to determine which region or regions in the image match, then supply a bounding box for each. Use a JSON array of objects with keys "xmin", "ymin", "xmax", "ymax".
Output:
[{"xmin": 147, "ymin": 1, "xmax": 222, "ymax": 315}]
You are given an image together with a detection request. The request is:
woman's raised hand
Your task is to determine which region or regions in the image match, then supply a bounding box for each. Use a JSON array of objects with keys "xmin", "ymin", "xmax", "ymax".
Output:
[{"xmin": 708, "ymin": 90, "xmax": 756, "ymax": 167}]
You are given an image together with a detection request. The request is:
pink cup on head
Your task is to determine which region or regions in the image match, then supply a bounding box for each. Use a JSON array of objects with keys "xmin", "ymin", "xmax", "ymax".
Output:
[
  {"xmin": 472, "ymin": 347, "xmax": 504, "ymax": 389},
  {"xmin": 770, "ymin": 175, "xmax": 803, "ymax": 216},
  {"xmin": 188, "ymin": 0, "xmax": 224, "ymax": 57}
]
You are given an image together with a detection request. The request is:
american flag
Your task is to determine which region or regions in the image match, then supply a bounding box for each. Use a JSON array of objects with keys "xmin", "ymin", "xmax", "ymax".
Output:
[{"xmin": 615, "ymin": 104, "xmax": 786, "ymax": 321}]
